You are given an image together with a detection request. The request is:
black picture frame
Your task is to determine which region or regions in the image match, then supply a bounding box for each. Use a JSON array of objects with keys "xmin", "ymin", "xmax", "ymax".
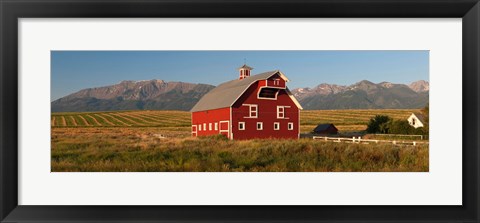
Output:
[{"xmin": 1, "ymin": 0, "xmax": 479, "ymax": 222}]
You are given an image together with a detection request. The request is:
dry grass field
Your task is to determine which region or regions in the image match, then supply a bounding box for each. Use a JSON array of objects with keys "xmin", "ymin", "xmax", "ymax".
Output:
[{"xmin": 51, "ymin": 109, "xmax": 428, "ymax": 172}]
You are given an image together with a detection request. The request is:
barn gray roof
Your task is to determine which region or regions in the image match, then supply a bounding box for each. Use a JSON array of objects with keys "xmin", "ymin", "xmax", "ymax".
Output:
[
  {"xmin": 190, "ymin": 70, "xmax": 302, "ymax": 112},
  {"xmin": 412, "ymin": 112, "xmax": 426, "ymax": 123}
]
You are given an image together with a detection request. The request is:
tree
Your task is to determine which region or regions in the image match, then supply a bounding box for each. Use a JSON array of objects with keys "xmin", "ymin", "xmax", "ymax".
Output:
[
  {"xmin": 421, "ymin": 103, "xmax": 429, "ymax": 135},
  {"xmin": 421, "ymin": 103, "xmax": 429, "ymax": 123},
  {"xmin": 366, "ymin": 115, "xmax": 392, "ymax": 133}
]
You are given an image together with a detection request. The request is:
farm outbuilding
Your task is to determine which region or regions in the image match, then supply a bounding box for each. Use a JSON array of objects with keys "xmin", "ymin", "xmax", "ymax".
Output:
[
  {"xmin": 312, "ymin": 124, "xmax": 338, "ymax": 135},
  {"xmin": 190, "ymin": 64, "xmax": 303, "ymax": 140},
  {"xmin": 407, "ymin": 112, "xmax": 426, "ymax": 129}
]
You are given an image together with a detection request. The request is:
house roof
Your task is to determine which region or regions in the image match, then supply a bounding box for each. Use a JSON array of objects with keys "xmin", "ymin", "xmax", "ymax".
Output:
[
  {"xmin": 313, "ymin": 124, "xmax": 337, "ymax": 132},
  {"xmin": 190, "ymin": 70, "xmax": 302, "ymax": 112},
  {"xmin": 412, "ymin": 112, "xmax": 426, "ymax": 123}
]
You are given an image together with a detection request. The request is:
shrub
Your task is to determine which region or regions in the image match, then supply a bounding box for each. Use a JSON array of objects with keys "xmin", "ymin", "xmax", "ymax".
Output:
[
  {"xmin": 388, "ymin": 120, "xmax": 415, "ymax": 134},
  {"xmin": 366, "ymin": 115, "xmax": 392, "ymax": 133}
]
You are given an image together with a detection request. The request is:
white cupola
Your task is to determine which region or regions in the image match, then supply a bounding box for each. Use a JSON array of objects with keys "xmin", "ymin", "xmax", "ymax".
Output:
[{"xmin": 238, "ymin": 64, "xmax": 253, "ymax": 80}]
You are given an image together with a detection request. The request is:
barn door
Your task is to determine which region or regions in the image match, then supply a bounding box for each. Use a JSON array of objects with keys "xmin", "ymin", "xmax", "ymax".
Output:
[
  {"xmin": 192, "ymin": 125, "xmax": 197, "ymax": 137},
  {"xmin": 219, "ymin": 121, "xmax": 229, "ymax": 138}
]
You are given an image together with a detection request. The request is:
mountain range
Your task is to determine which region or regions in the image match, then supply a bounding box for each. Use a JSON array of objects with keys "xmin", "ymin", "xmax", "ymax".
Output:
[
  {"xmin": 51, "ymin": 79, "xmax": 429, "ymax": 112},
  {"xmin": 291, "ymin": 80, "xmax": 429, "ymax": 110},
  {"xmin": 51, "ymin": 80, "xmax": 215, "ymax": 112}
]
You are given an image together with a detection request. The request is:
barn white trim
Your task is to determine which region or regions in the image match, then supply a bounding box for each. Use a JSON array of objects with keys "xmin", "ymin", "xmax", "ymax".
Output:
[
  {"xmin": 242, "ymin": 104, "xmax": 258, "ymax": 118},
  {"xmin": 274, "ymin": 122, "xmax": 280, "ymax": 130},
  {"xmin": 228, "ymin": 70, "xmax": 302, "ymax": 110},
  {"xmin": 257, "ymin": 122, "xmax": 263, "ymax": 130},
  {"xmin": 238, "ymin": 122, "xmax": 245, "ymax": 130},
  {"xmin": 192, "ymin": 125, "xmax": 197, "ymax": 137},
  {"xmin": 257, "ymin": 86, "xmax": 280, "ymax": 100},
  {"xmin": 288, "ymin": 122, "xmax": 294, "ymax": 130},
  {"xmin": 219, "ymin": 120, "xmax": 230, "ymax": 139},
  {"xmin": 277, "ymin": 106, "xmax": 291, "ymax": 119}
]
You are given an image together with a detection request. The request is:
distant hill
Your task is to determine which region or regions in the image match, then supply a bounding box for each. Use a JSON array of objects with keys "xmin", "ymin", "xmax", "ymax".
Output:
[
  {"xmin": 51, "ymin": 80, "xmax": 215, "ymax": 112},
  {"xmin": 291, "ymin": 80, "xmax": 429, "ymax": 110},
  {"xmin": 52, "ymin": 79, "xmax": 429, "ymax": 112}
]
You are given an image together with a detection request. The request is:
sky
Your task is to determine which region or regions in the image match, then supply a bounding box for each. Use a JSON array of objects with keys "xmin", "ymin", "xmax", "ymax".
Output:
[{"xmin": 51, "ymin": 51, "xmax": 429, "ymax": 101}]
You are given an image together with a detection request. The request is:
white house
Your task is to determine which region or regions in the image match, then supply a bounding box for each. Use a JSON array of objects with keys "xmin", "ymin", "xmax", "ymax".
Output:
[{"xmin": 407, "ymin": 113, "xmax": 426, "ymax": 129}]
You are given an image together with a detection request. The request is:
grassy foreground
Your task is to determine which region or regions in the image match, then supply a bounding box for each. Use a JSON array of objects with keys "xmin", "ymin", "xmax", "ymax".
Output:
[
  {"xmin": 52, "ymin": 129, "xmax": 428, "ymax": 172},
  {"xmin": 51, "ymin": 109, "xmax": 428, "ymax": 172}
]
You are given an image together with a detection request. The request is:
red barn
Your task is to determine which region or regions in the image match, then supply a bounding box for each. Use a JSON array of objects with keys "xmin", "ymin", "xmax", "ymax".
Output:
[{"xmin": 190, "ymin": 64, "xmax": 303, "ymax": 140}]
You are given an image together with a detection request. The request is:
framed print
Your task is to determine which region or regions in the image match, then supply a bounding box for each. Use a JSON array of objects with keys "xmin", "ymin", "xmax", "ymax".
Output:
[{"xmin": 1, "ymin": 0, "xmax": 479, "ymax": 222}]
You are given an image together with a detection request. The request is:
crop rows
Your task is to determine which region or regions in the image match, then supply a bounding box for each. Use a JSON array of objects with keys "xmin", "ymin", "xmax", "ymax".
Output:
[
  {"xmin": 52, "ymin": 109, "xmax": 418, "ymax": 132},
  {"xmin": 300, "ymin": 109, "xmax": 420, "ymax": 126},
  {"xmin": 51, "ymin": 111, "xmax": 191, "ymax": 127}
]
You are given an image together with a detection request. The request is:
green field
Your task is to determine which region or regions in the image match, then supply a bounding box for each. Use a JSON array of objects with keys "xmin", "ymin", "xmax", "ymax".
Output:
[{"xmin": 51, "ymin": 109, "xmax": 427, "ymax": 172}]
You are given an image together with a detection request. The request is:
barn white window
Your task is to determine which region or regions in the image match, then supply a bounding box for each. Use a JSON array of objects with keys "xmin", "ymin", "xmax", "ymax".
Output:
[
  {"xmin": 274, "ymin": 122, "xmax": 280, "ymax": 130},
  {"xmin": 277, "ymin": 106, "xmax": 284, "ymax": 118},
  {"xmin": 239, "ymin": 122, "xmax": 245, "ymax": 130},
  {"xmin": 203, "ymin": 123, "xmax": 206, "ymax": 131},
  {"xmin": 288, "ymin": 122, "xmax": 294, "ymax": 130},
  {"xmin": 257, "ymin": 122, "xmax": 263, "ymax": 130},
  {"xmin": 209, "ymin": 123, "xmax": 212, "ymax": 131},
  {"xmin": 274, "ymin": 79, "xmax": 280, "ymax": 85},
  {"xmin": 250, "ymin": 105, "xmax": 258, "ymax": 118},
  {"xmin": 277, "ymin": 106, "xmax": 290, "ymax": 119},
  {"xmin": 199, "ymin": 124, "xmax": 202, "ymax": 131},
  {"xmin": 243, "ymin": 104, "xmax": 258, "ymax": 118},
  {"xmin": 214, "ymin": 122, "xmax": 218, "ymax": 131}
]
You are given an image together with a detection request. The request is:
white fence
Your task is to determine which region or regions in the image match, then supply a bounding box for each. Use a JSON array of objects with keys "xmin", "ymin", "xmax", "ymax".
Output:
[
  {"xmin": 368, "ymin": 134, "xmax": 427, "ymax": 140},
  {"xmin": 313, "ymin": 136, "xmax": 428, "ymax": 146}
]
